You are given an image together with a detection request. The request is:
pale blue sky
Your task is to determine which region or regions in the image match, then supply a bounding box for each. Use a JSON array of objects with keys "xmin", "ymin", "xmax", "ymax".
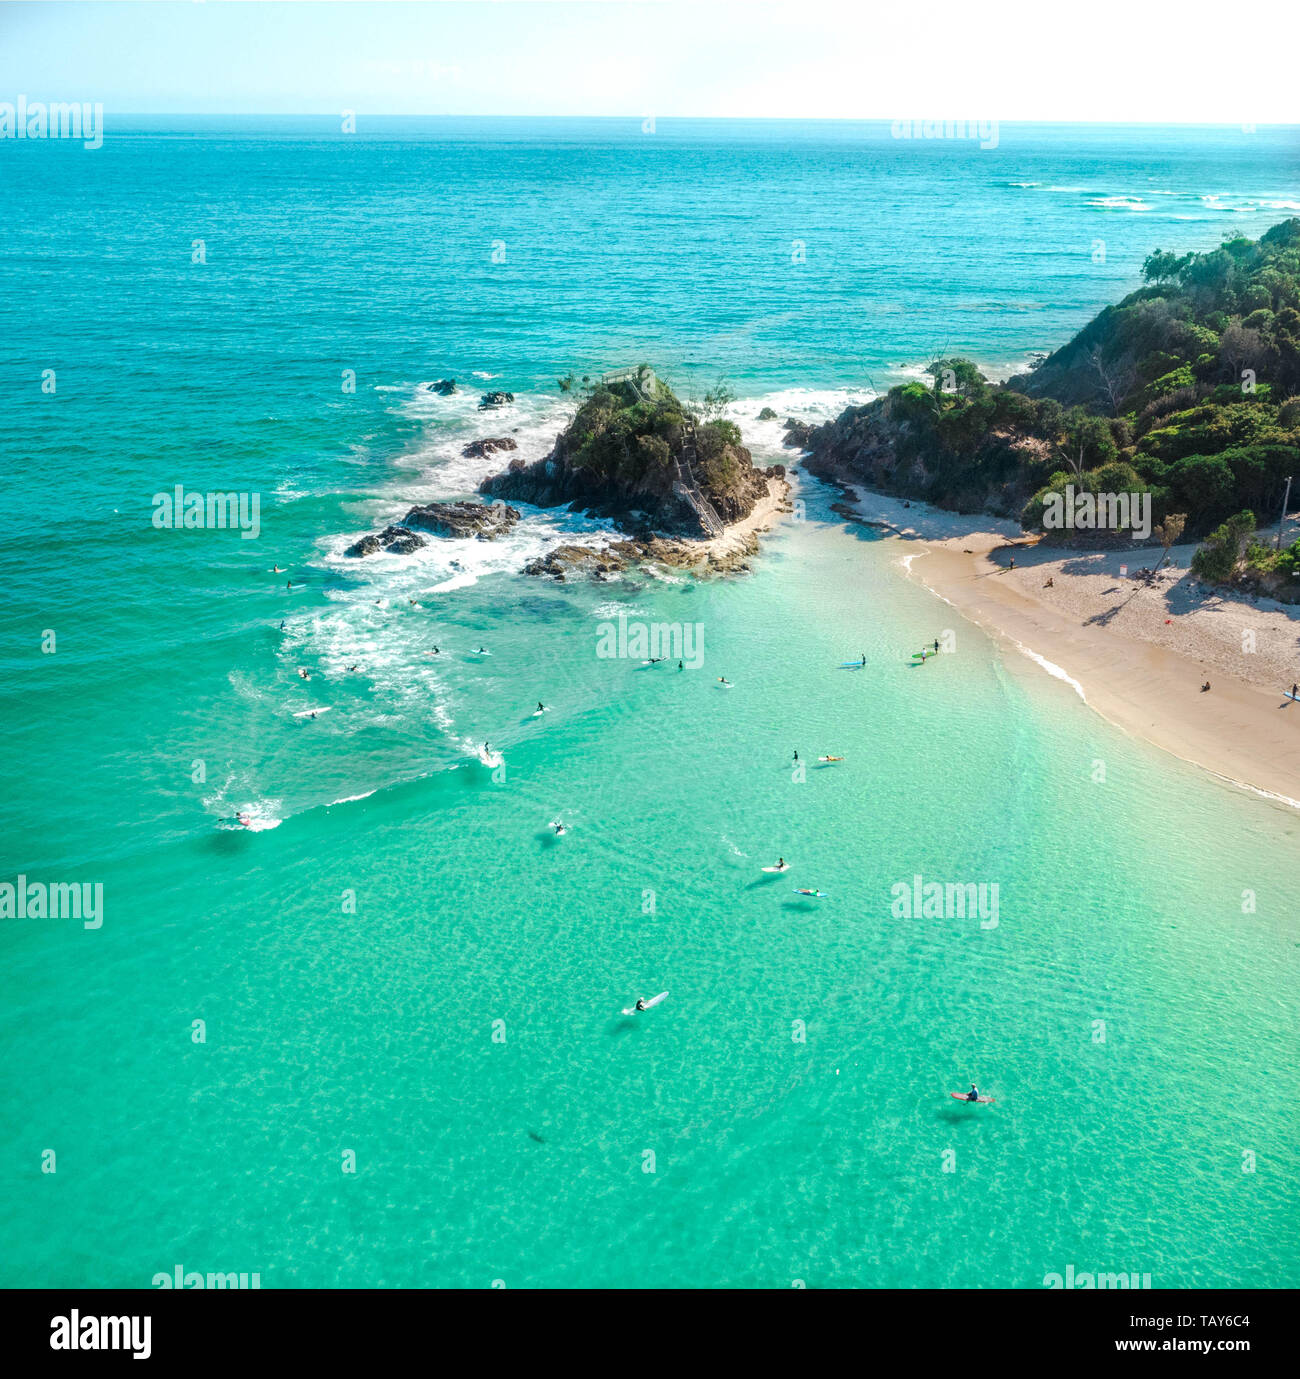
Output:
[{"xmin": 1, "ymin": 0, "xmax": 1296, "ymax": 122}]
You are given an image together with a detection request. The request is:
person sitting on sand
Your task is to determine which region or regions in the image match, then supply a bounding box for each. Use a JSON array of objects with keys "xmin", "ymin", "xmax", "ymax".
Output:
[
  {"xmin": 1202, "ymin": 681, "xmax": 1211, "ymax": 692},
  {"xmin": 1044, "ymin": 576, "xmax": 1054, "ymax": 588}
]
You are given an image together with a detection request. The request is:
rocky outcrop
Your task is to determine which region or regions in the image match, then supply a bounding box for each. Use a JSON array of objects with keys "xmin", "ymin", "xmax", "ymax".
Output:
[
  {"xmin": 758, "ymin": 407, "xmax": 778, "ymax": 421},
  {"xmin": 426, "ymin": 379, "xmax": 456, "ymax": 395},
  {"xmin": 783, "ymin": 418, "xmax": 818, "ymax": 449},
  {"xmin": 523, "ymin": 543, "xmax": 636, "ymax": 582},
  {"xmin": 478, "ymin": 391, "xmax": 515, "ymax": 410},
  {"xmin": 479, "ymin": 370, "xmax": 780, "ymax": 539},
  {"xmin": 402, "ymin": 500, "xmax": 521, "ymax": 540},
  {"xmin": 522, "ymin": 532, "xmax": 759, "ymax": 582},
  {"xmin": 345, "ymin": 524, "xmax": 428, "ymax": 558},
  {"xmin": 462, "ymin": 437, "xmax": 517, "ymax": 460}
]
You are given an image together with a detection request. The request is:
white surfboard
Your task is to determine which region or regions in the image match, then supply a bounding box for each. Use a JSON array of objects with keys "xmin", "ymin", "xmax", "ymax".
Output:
[
  {"xmin": 622, "ymin": 991, "xmax": 669, "ymax": 1015},
  {"xmin": 761, "ymin": 864, "xmax": 789, "ymax": 873},
  {"xmin": 293, "ymin": 706, "xmax": 333, "ymax": 718}
]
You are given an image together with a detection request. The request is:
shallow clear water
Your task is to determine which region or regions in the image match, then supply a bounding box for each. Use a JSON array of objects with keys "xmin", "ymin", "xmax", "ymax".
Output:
[{"xmin": 1, "ymin": 119, "xmax": 1298, "ymax": 1288}]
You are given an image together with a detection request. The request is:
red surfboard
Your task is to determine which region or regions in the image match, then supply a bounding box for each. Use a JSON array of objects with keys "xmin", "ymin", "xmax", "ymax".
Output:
[{"xmin": 950, "ymin": 1092, "xmax": 995, "ymax": 1104}]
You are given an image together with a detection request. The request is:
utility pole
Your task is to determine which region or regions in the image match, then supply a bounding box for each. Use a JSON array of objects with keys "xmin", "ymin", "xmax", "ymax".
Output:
[{"xmin": 1277, "ymin": 475, "xmax": 1293, "ymax": 550}]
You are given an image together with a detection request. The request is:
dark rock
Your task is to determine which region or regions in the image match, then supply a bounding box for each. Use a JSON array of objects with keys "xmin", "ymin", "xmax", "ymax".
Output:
[
  {"xmin": 345, "ymin": 524, "xmax": 427, "ymax": 558},
  {"xmin": 462, "ymin": 437, "xmax": 518, "ymax": 460},
  {"xmin": 478, "ymin": 391, "xmax": 515, "ymax": 410},
  {"xmin": 426, "ymin": 379, "xmax": 457, "ymax": 395},
  {"xmin": 783, "ymin": 419, "xmax": 817, "ymax": 449},
  {"xmin": 758, "ymin": 407, "xmax": 778, "ymax": 420},
  {"xmin": 403, "ymin": 500, "xmax": 521, "ymax": 540}
]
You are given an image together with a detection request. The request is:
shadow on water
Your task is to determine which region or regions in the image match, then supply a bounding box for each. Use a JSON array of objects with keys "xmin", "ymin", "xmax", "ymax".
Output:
[{"xmin": 936, "ymin": 1106, "xmax": 992, "ymax": 1125}]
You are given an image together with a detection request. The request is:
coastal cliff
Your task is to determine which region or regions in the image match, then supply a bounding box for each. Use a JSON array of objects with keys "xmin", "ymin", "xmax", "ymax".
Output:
[{"xmin": 804, "ymin": 220, "xmax": 1300, "ymax": 589}]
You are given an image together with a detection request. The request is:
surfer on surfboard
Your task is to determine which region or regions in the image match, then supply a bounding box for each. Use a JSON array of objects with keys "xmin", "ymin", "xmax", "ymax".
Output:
[
  {"xmin": 622, "ymin": 991, "xmax": 668, "ymax": 1015},
  {"xmin": 950, "ymin": 1085, "xmax": 994, "ymax": 1104}
]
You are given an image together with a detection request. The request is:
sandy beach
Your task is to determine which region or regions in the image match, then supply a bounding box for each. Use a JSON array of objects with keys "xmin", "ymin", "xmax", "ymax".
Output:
[
  {"xmin": 841, "ymin": 485, "xmax": 1300, "ymax": 808},
  {"xmin": 706, "ymin": 475, "xmax": 791, "ymax": 561}
]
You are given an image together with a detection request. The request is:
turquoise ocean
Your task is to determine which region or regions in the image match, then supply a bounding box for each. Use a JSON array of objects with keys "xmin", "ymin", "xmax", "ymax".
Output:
[{"xmin": 1, "ymin": 119, "xmax": 1298, "ymax": 1287}]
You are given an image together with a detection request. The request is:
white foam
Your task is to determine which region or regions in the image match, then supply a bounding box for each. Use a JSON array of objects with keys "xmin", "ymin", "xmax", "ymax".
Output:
[{"xmin": 1004, "ymin": 637, "xmax": 1088, "ymax": 701}]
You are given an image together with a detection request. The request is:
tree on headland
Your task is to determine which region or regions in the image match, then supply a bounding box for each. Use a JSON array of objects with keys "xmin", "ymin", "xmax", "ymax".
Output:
[
  {"xmin": 701, "ymin": 377, "xmax": 735, "ymax": 422},
  {"xmin": 1055, "ymin": 407, "xmax": 1119, "ymax": 479},
  {"xmin": 1088, "ymin": 345, "xmax": 1138, "ymax": 416},
  {"xmin": 1153, "ymin": 512, "xmax": 1187, "ymax": 570},
  {"xmin": 926, "ymin": 357, "xmax": 986, "ymax": 400},
  {"xmin": 1141, "ymin": 249, "xmax": 1190, "ymax": 286},
  {"xmin": 1191, "ymin": 510, "xmax": 1256, "ymax": 582}
]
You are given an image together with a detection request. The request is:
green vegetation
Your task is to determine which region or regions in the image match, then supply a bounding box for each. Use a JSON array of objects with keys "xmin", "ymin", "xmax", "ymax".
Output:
[
  {"xmin": 1190, "ymin": 510, "xmax": 1256, "ymax": 582},
  {"xmin": 560, "ymin": 366, "xmax": 750, "ymax": 501},
  {"xmin": 827, "ymin": 221, "xmax": 1300, "ymax": 586}
]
